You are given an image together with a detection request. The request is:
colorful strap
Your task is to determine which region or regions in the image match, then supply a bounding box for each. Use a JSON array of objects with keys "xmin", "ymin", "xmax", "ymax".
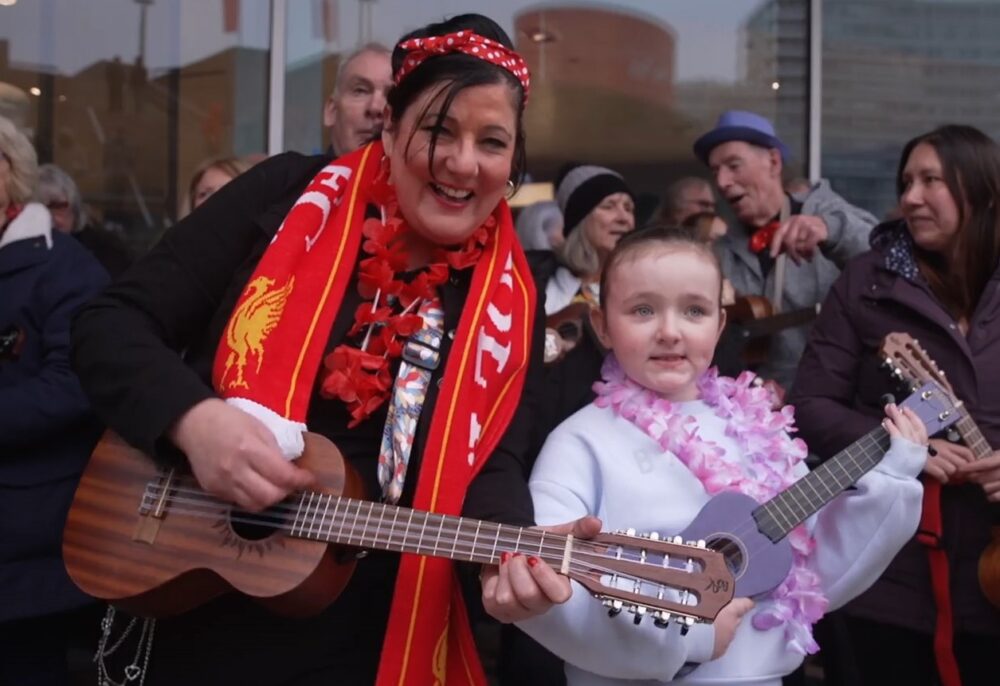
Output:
[
  {"xmin": 917, "ymin": 478, "xmax": 963, "ymax": 686},
  {"xmin": 378, "ymin": 298, "xmax": 445, "ymax": 504}
]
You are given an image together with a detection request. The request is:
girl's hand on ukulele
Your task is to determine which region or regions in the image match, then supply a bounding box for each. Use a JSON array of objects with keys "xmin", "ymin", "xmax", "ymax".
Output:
[
  {"xmin": 168, "ymin": 398, "xmax": 315, "ymax": 511},
  {"xmin": 882, "ymin": 402, "xmax": 932, "ymax": 473},
  {"xmin": 481, "ymin": 515, "xmax": 602, "ymax": 623},
  {"xmin": 922, "ymin": 438, "xmax": 975, "ymax": 485},
  {"xmin": 711, "ymin": 598, "xmax": 754, "ymax": 659},
  {"xmin": 958, "ymin": 451, "xmax": 1000, "ymax": 501}
]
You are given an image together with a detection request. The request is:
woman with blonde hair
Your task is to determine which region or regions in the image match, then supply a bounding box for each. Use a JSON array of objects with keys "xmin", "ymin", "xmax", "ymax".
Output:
[{"xmin": 180, "ymin": 155, "xmax": 253, "ymax": 218}]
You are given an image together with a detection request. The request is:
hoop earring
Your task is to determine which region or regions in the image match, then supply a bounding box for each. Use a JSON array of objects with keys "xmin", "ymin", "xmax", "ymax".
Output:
[{"xmin": 505, "ymin": 179, "xmax": 516, "ymax": 199}]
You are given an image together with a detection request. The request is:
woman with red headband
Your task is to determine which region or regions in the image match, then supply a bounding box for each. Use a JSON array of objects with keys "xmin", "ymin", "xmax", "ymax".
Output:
[{"xmin": 71, "ymin": 13, "xmax": 591, "ymax": 686}]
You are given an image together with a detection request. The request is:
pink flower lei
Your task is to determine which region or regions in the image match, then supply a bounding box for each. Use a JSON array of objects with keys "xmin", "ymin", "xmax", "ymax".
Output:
[{"xmin": 593, "ymin": 355, "xmax": 829, "ymax": 654}]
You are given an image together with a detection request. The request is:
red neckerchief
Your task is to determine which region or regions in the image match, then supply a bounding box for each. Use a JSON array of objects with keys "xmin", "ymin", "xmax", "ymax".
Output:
[
  {"xmin": 320, "ymin": 160, "xmax": 489, "ymax": 427},
  {"xmin": 749, "ymin": 219, "xmax": 781, "ymax": 254}
]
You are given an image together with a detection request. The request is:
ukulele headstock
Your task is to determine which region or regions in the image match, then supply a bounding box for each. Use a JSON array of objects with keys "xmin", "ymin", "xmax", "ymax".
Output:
[
  {"xmin": 565, "ymin": 529, "xmax": 734, "ymax": 629},
  {"xmin": 897, "ymin": 381, "xmax": 962, "ymax": 437},
  {"xmin": 880, "ymin": 332, "xmax": 955, "ymax": 396}
]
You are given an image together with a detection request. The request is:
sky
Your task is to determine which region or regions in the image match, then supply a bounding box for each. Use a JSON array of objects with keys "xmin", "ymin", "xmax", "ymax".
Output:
[{"xmin": 0, "ymin": 0, "xmax": 767, "ymax": 82}]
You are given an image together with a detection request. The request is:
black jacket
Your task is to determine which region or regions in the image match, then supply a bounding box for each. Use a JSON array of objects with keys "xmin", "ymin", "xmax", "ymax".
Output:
[{"xmin": 70, "ymin": 152, "xmax": 545, "ymax": 685}]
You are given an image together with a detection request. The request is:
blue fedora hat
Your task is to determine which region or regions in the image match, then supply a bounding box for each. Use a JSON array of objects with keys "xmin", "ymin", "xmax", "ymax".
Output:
[{"xmin": 693, "ymin": 110, "xmax": 791, "ymax": 164}]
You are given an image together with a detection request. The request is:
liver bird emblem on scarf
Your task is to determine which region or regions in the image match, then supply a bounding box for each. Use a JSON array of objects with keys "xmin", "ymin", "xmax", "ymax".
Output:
[{"xmin": 221, "ymin": 275, "xmax": 295, "ymax": 390}]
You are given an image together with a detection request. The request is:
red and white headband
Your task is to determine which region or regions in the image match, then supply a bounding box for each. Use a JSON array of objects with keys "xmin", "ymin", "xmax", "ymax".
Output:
[{"xmin": 394, "ymin": 31, "xmax": 531, "ymax": 103}]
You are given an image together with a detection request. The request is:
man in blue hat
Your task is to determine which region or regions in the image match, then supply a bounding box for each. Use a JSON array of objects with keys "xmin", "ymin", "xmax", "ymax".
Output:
[{"xmin": 693, "ymin": 110, "xmax": 877, "ymax": 390}]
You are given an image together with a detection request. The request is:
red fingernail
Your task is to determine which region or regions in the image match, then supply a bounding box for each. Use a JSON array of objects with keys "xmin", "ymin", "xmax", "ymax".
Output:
[
  {"xmin": 527, "ymin": 556, "xmax": 540, "ymax": 568},
  {"xmin": 500, "ymin": 552, "xmax": 511, "ymax": 563}
]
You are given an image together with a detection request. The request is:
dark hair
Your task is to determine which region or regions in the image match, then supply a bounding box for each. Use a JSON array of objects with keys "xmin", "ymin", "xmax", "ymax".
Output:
[
  {"xmin": 387, "ymin": 14, "xmax": 527, "ymax": 188},
  {"xmin": 897, "ymin": 124, "xmax": 1000, "ymax": 318},
  {"xmin": 681, "ymin": 211, "xmax": 721, "ymax": 241},
  {"xmin": 599, "ymin": 224, "xmax": 723, "ymax": 310}
]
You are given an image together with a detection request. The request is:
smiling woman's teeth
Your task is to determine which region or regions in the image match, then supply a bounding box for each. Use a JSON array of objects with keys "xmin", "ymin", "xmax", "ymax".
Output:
[{"xmin": 432, "ymin": 182, "xmax": 473, "ymax": 201}]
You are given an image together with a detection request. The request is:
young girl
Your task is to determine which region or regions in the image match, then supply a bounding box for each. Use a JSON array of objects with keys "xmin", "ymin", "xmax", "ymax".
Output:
[{"xmin": 516, "ymin": 226, "xmax": 929, "ymax": 685}]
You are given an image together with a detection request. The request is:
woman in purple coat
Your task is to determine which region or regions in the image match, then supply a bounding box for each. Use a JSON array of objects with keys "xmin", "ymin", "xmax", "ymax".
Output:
[{"xmin": 789, "ymin": 124, "xmax": 1000, "ymax": 685}]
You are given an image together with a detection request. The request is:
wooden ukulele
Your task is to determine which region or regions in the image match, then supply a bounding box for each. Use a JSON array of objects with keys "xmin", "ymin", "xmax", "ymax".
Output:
[
  {"xmin": 881, "ymin": 332, "xmax": 1000, "ymax": 609},
  {"xmin": 723, "ymin": 295, "xmax": 820, "ymax": 366},
  {"xmin": 63, "ymin": 431, "xmax": 734, "ymax": 628},
  {"xmin": 544, "ymin": 301, "xmax": 605, "ymax": 364}
]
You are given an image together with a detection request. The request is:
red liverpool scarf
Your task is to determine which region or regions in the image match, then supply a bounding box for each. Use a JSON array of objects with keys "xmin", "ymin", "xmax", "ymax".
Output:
[{"xmin": 212, "ymin": 141, "xmax": 536, "ymax": 685}]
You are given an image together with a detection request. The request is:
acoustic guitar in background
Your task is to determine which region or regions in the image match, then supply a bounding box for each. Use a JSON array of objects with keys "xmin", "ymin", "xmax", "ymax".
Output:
[
  {"xmin": 880, "ymin": 331, "xmax": 1000, "ymax": 609},
  {"xmin": 722, "ymin": 295, "xmax": 820, "ymax": 367}
]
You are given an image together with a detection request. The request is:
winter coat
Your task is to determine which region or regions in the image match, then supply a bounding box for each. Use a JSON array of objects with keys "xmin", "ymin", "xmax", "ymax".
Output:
[
  {"xmin": 788, "ymin": 220, "xmax": 1000, "ymax": 637},
  {"xmin": 0, "ymin": 203, "xmax": 108, "ymax": 622},
  {"xmin": 717, "ymin": 180, "xmax": 877, "ymax": 388}
]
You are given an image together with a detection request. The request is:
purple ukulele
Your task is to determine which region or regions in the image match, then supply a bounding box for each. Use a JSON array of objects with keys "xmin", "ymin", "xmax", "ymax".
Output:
[{"xmin": 679, "ymin": 382, "xmax": 959, "ymax": 598}]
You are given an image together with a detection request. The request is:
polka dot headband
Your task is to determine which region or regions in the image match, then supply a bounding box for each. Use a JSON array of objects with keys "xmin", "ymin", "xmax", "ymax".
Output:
[{"xmin": 395, "ymin": 31, "xmax": 531, "ymax": 103}]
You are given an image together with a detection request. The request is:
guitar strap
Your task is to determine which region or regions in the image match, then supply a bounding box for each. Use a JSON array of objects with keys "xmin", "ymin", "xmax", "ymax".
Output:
[
  {"xmin": 917, "ymin": 478, "xmax": 963, "ymax": 686},
  {"xmin": 770, "ymin": 196, "xmax": 792, "ymax": 314}
]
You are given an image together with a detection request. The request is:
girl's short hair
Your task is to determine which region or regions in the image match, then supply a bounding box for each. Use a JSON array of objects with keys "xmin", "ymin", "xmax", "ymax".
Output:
[
  {"xmin": 388, "ymin": 13, "xmax": 527, "ymax": 190},
  {"xmin": 599, "ymin": 224, "xmax": 723, "ymax": 309},
  {"xmin": 0, "ymin": 115, "xmax": 38, "ymax": 206}
]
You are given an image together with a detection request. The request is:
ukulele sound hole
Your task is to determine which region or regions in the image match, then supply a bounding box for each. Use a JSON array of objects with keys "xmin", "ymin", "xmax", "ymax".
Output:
[
  {"xmin": 707, "ymin": 535, "xmax": 746, "ymax": 578},
  {"xmin": 229, "ymin": 507, "xmax": 285, "ymax": 541}
]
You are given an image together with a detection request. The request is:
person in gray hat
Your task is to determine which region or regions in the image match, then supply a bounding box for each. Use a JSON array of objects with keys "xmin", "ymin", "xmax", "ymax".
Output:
[
  {"xmin": 694, "ymin": 110, "xmax": 877, "ymax": 390},
  {"xmin": 546, "ymin": 164, "xmax": 635, "ymax": 315}
]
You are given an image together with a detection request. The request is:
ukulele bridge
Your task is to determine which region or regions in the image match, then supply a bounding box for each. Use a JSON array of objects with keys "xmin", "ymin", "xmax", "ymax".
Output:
[{"xmin": 134, "ymin": 469, "xmax": 175, "ymax": 543}]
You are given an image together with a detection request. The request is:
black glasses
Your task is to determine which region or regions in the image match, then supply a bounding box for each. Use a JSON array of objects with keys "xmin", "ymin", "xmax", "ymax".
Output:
[{"xmin": 45, "ymin": 200, "xmax": 70, "ymax": 211}]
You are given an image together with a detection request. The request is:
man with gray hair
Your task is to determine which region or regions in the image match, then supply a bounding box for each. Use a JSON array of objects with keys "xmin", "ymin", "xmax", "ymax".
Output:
[
  {"xmin": 323, "ymin": 44, "xmax": 393, "ymax": 157},
  {"xmin": 694, "ymin": 110, "xmax": 876, "ymax": 389}
]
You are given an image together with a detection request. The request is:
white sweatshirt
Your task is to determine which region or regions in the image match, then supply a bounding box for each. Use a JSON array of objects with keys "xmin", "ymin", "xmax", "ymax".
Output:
[{"xmin": 517, "ymin": 400, "xmax": 925, "ymax": 686}]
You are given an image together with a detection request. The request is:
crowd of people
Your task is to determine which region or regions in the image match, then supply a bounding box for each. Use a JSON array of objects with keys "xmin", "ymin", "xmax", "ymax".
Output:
[{"xmin": 1, "ymin": 10, "xmax": 998, "ymax": 686}]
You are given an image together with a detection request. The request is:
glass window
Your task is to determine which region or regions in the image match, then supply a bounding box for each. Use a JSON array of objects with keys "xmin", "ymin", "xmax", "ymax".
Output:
[
  {"xmin": 0, "ymin": 0, "xmax": 271, "ymax": 251},
  {"xmin": 822, "ymin": 0, "xmax": 1000, "ymax": 218},
  {"xmin": 284, "ymin": 0, "xmax": 810, "ymax": 219}
]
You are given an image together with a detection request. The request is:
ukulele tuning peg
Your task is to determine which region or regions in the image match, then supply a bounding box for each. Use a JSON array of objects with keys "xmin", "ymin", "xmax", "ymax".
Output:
[
  {"xmin": 648, "ymin": 532, "xmax": 660, "ymax": 541},
  {"xmin": 671, "ymin": 535, "xmax": 684, "ymax": 545},
  {"xmin": 626, "ymin": 527, "xmax": 637, "ymax": 537},
  {"xmin": 632, "ymin": 605, "xmax": 646, "ymax": 625},
  {"xmin": 695, "ymin": 539, "xmax": 707, "ymax": 548},
  {"xmin": 605, "ymin": 599, "xmax": 623, "ymax": 618},
  {"xmin": 654, "ymin": 611, "xmax": 672, "ymax": 628}
]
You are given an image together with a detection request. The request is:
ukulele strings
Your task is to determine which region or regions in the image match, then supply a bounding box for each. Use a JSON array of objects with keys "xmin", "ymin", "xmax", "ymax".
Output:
[
  {"xmin": 145, "ymin": 490, "xmax": 706, "ymax": 611},
  {"xmin": 149, "ymin": 428, "xmax": 889, "ymax": 593},
  {"xmin": 141, "ymin": 482, "xmax": 711, "ymax": 601}
]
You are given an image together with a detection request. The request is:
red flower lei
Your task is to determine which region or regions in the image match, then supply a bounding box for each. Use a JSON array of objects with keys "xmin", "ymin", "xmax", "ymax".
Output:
[{"xmin": 319, "ymin": 159, "xmax": 491, "ymax": 427}]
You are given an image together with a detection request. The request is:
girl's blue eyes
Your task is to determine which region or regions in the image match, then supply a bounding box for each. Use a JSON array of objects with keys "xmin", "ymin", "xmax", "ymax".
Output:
[{"xmin": 630, "ymin": 305, "xmax": 708, "ymax": 317}]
